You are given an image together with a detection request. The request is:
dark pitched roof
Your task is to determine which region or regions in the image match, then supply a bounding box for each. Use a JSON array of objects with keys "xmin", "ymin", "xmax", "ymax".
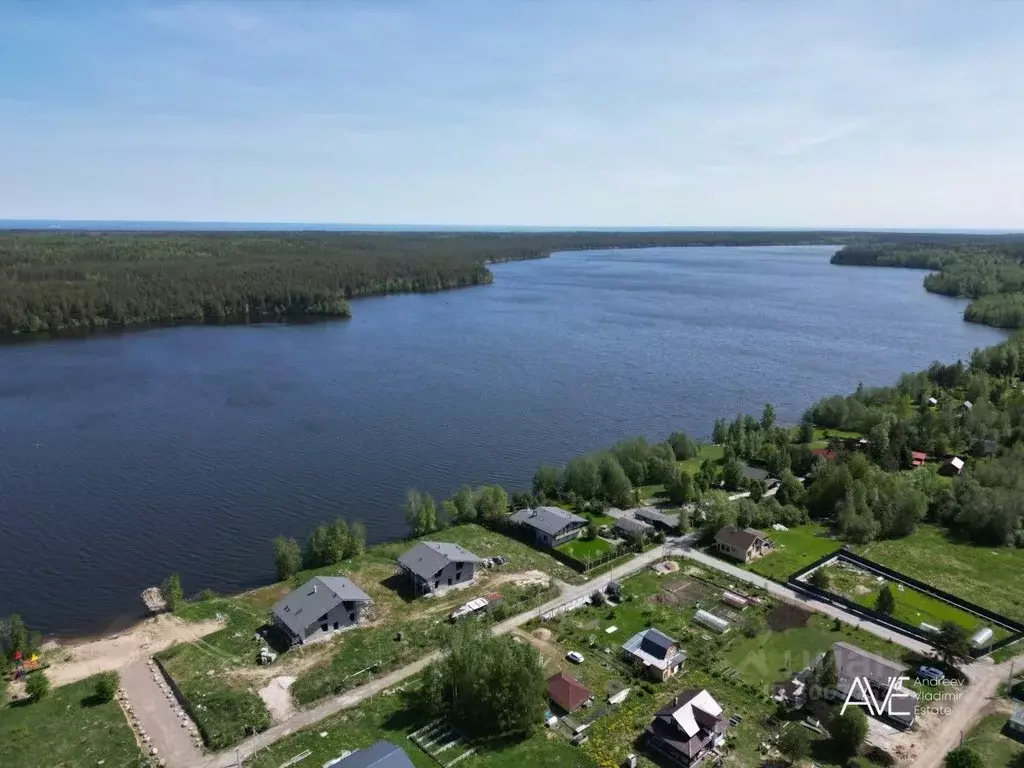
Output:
[
  {"xmin": 832, "ymin": 641, "xmax": 919, "ymax": 724},
  {"xmin": 336, "ymin": 741, "xmax": 416, "ymax": 768},
  {"xmin": 623, "ymin": 628, "xmax": 686, "ymax": 670},
  {"xmin": 714, "ymin": 525, "xmax": 767, "ymax": 551},
  {"xmin": 509, "ymin": 506, "xmax": 586, "ymax": 536},
  {"xmin": 615, "ymin": 516, "xmax": 654, "ymax": 535},
  {"xmin": 647, "ymin": 689, "xmax": 727, "ymax": 760},
  {"xmin": 397, "ymin": 541, "xmax": 481, "ymax": 581},
  {"xmin": 632, "ymin": 507, "xmax": 679, "ymax": 527},
  {"xmin": 547, "ymin": 672, "xmax": 593, "ymax": 712},
  {"xmin": 741, "ymin": 465, "xmax": 769, "ymax": 482},
  {"xmin": 272, "ymin": 576, "xmax": 372, "ymax": 637}
]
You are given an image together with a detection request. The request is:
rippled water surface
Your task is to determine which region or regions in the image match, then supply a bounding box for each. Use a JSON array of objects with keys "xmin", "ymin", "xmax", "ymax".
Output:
[{"xmin": 0, "ymin": 246, "xmax": 1006, "ymax": 635}]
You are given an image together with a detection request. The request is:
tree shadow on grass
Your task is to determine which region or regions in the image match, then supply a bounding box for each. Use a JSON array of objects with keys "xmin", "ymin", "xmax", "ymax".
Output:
[
  {"xmin": 80, "ymin": 693, "xmax": 108, "ymax": 708},
  {"xmin": 8, "ymin": 697, "xmax": 36, "ymax": 708}
]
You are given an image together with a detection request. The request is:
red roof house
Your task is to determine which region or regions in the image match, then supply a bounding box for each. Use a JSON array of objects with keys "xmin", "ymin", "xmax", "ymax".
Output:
[
  {"xmin": 811, "ymin": 448, "xmax": 837, "ymax": 461},
  {"xmin": 911, "ymin": 451, "xmax": 928, "ymax": 467},
  {"xmin": 547, "ymin": 672, "xmax": 593, "ymax": 713}
]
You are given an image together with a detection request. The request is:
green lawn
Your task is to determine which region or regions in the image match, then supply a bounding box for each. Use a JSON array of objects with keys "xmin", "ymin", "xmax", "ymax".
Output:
[
  {"xmin": 723, "ymin": 614, "xmax": 911, "ymax": 689},
  {"xmin": 822, "ymin": 563, "xmax": 1011, "ymax": 642},
  {"xmin": 0, "ymin": 675, "xmax": 144, "ymax": 768},
  {"xmin": 960, "ymin": 713, "xmax": 1024, "ymax": 767},
  {"xmin": 746, "ymin": 524, "xmax": 840, "ymax": 580},
  {"xmin": 858, "ymin": 526, "xmax": 1024, "ymax": 622},
  {"xmin": 678, "ymin": 443, "xmax": 725, "ymax": 475},
  {"xmin": 557, "ymin": 537, "xmax": 614, "ymax": 561}
]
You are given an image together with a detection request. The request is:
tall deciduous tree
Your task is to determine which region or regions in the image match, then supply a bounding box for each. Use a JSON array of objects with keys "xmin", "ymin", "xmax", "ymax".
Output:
[
  {"xmin": 531, "ymin": 466, "xmax": 561, "ymax": 500},
  {"xmin": 273, "ymin": 536, "xmax": 302, "ymax": 580},
  {"xmin": 829, "ymin": 706, "xmax": 869, "ymax": 756},
  {"xmin": 405, "ymin": 490, "xmax": 440, "ymax": 536},
  {"xmin": 599, "ymin": 454, "xmax": 634, "ymax": 508},
  {"xmin": 761, "ymin": 402, "xmax": 776, "ymax": 431},
  {"xmin": 475, "ymin": 485, "xmax": 509, "ymax": 523},
  {"xmin": 418, "ymin": 626, "xmax": 545, "ymax": 738},
  {"xmin": 934, "ymin": 621, "xmax": 973, "ymax": 667},
  {"xmin": 778, "ymin": 727, "xmax": 810, "ymax": 764},
  {"xmin": 162, "ymin": 573, "xmax": 184, "ymax": 612},
  {"xmin": 443, "ymin": 486, "xmax": 478, "ymax": 523},
  {"xmin": 667, "ymin": 431, "xmax": 699, "ymax": 460}
]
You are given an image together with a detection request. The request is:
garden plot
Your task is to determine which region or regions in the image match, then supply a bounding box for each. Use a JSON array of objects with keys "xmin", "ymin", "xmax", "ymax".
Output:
[{"xmin": 662, "ymin": 578, "xmax": 718, "ymax": 605}]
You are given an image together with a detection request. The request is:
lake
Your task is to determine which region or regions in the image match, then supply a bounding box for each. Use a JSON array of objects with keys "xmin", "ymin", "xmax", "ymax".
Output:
[{"xmin": 0, "ymin": 246, "xmax": 1006, "ymax": 636}]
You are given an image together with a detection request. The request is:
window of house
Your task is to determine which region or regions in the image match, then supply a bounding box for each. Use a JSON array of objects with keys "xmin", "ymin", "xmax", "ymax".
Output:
[
  {"xmin": 320, "ymin": 623, "xmax": 328, "ymax": 632},
  {"xmin": 349, "ymin": 612, "xmax": 355, "ymax": 622},
  {"xmin": 333, "ymin": 621, "xmax": 339, "ymax": 630}
]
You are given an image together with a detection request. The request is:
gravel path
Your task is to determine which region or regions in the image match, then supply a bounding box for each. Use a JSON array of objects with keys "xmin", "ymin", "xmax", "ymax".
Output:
[{"xmin": 120, "ymin": 659, "xmax": 203, "ymax": 767}]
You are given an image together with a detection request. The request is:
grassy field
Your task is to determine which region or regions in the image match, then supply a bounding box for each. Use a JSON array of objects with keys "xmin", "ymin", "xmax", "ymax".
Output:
[
  {"xmin": 960, "ymin": 712, "xmax": 1024, "ymax": 766},
  {"xmin": 163, "ymin": 524, "xmax": 565, "ymax": 748},
  {"xmin": 678, "ymin": 443, "xmax": 725, "ymax": 475},
  {"xmin": 821, "ymin": 562, "xmax": 1011, "ymax": 641},
  {"xmin": 858, "ymin": 526, "xmax": 1024, "ymax": 622},
  {"xmin": 746, "ymin": 524, "xmax": 840, "ymax": 580},
  {"xmin": 0, "ymin": 675, "xmax": 144, "ymax": 768},
  {"xmin": 723, "ymin": 613, "xmax": 911, "ymax": 690},
  {"xmin": 557, "ymin": 537, "xmax": 614, "ymax": 561}
]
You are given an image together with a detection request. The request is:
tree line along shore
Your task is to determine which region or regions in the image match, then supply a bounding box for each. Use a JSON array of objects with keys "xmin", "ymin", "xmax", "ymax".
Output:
[{"xmin": 3, "ymin": 229, "xmax": 1024, "ymax": 337}]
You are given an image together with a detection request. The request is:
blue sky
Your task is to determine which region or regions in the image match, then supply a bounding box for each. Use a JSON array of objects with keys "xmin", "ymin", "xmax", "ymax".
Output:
[{"xmin": 2, "ymin": 1, "xmax": 1022, "ymax": 227}]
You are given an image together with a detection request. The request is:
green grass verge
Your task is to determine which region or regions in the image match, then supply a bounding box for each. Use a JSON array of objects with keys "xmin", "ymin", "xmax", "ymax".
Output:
[
  {"xmin": 960, "ymin": 712, "xmax": 1024, "ymax": 767},
  {"xmin": 0, "ymin": 675, "xmax": 144, "ymax": 768},
  {"xmin": 746, "ymin": 524, "xmax": 839, "ymax": 581},
  {"xmin": 857, "ymin": 526, "xmax": 1024, "ymax": 622}
]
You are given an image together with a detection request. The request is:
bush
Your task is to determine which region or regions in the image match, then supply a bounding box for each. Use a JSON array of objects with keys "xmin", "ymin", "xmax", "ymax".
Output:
[
  {"xmin": 94, "ymin": 671, "xmax": 120, "ymax": 703},
  {"xmin": 25, "ymin": 671, "xmax": 50, "ymax": 702},
  {"xmin": 944, "ymin": 746, "xmax": 984, "ymax": 768}
]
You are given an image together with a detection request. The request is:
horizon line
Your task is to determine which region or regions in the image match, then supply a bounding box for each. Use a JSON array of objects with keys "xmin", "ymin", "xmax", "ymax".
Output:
[{"xmin": 1, "ymin": 219, "xmax": 1021, "ymax": 235}]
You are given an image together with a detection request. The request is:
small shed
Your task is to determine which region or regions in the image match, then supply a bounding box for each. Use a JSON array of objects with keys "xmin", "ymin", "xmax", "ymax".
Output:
[
  {"xmin": 927, "ymin": 397, "xmax": 938, "ymax": 407},
  {"xmin": 1009, "ymin": 707, "xmax": 1024, "ymax": 740},
  {"xmin": 962, "ymin": 400, "xmax": 974, "ymax": 411},
  {"xmin": 547, "ymin": 672, "xmax": 593, "ymax": 713},
  {"xmin": 910, "ymin": 451, "xmax": 928, "ymax": 467},
  {"xmin": 939, "ymin": 456, "xmax": 965, "ymax": 476}
]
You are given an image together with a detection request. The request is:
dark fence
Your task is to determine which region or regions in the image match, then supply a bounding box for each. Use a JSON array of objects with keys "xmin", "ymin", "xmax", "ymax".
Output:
[{"xmin": 788, "ymin": 549, "xmax": 1024, "ymax": 658}]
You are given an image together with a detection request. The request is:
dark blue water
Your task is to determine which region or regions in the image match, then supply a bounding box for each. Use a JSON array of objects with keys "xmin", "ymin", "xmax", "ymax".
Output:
[{"xmin": 0, "ymin": 246, "xmax": 1006, "ymax": 636}]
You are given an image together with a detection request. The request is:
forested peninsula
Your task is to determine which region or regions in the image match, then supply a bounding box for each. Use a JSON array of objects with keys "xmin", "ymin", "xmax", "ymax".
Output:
[
  {"xmin": 832, "ymin": 240, "xmax": 1024, "ymax": 329},
  {"xmin": 4, "ymin": 229, "xmax": 1022, "ymax": 339}
]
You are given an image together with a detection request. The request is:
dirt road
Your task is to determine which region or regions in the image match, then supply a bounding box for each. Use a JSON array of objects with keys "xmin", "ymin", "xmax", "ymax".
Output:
[{"xmin": 45, "ymin": 614, "xmax": 226, "ymax": 687}]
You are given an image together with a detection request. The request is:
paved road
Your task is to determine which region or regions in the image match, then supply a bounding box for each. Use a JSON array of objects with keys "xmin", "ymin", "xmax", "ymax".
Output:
[
  {"xmin": 195, "ymin": 540, "xmax": 685, "ymax": 768},
  {"xmin": 121, "ymin": 660, "xmax": 203, "ymax": 766}
]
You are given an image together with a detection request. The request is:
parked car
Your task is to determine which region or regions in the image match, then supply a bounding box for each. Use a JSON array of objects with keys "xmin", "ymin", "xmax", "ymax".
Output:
[
  {"xmin": 566, "ymin": 651, "xmax": 585, "ymax": 664},
  {"xmin": 917, "ymin": 666, "xmax": 944, "ymax": 682}
]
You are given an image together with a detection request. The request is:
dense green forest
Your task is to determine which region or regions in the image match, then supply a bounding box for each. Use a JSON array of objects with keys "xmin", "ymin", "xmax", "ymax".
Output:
[
  {"xmin": 802, "ymin": 331, "xmax": 1024, "ymax": 547},
  {"xmin": 3, "ymin": 229, "xmax": 1023, "ymax": 337},
  {"xmin": 831, "ymin": 239, "xmax": 1024, "ymax": 328}
]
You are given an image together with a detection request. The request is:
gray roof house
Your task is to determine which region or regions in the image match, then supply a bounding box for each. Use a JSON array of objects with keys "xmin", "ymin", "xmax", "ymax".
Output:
[
  {"xmin": 397, "ymin": 541, "xmax": 482, "ymax": 597},
  {"xmin": 272, "ymin": 576, "xmax": 372, "ymax": 648},
  {"xmin": 622, "ymin": 628, "xmax": 687, "ymax": 681},
  {"xmin": 509, "ymin": 506, "xmax": 587, "ymax": 547},
  {"xmin": 632, "ymin": 506, "xmax": 680, "ymax": 530},
  {"xmin": 333, "ymin": 740, "xmax": 416, "ymax": 768},
  {"xmin": 615, "ymin": 516, "xmax": 654, "ymax": 540},
  {"xmin": 829, "ymin": 641, "xmax": 917, "ymax": 727}
]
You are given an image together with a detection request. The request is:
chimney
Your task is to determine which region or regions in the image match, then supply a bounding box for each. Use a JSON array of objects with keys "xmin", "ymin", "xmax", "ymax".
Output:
[
  {"xmin": 673, "ymin": 696, "xmax": 678, "ymax": 706},
  {"xmin": 311, "ymin": 584, "xmax": 317, "ymax": 594}
]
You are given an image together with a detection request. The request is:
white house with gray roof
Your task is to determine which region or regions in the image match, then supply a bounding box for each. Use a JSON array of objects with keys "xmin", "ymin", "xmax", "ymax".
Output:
[
  {"xmin": 272, "ymin": 576, "xmax": 372, "ymax": 648},
  {"xmin": 509, "ymin": 506, "xmax": 587, "ymax": 547},
  {"xmin": 397, "ymin": 541, "xmax": 482, "ymax": 596}
]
